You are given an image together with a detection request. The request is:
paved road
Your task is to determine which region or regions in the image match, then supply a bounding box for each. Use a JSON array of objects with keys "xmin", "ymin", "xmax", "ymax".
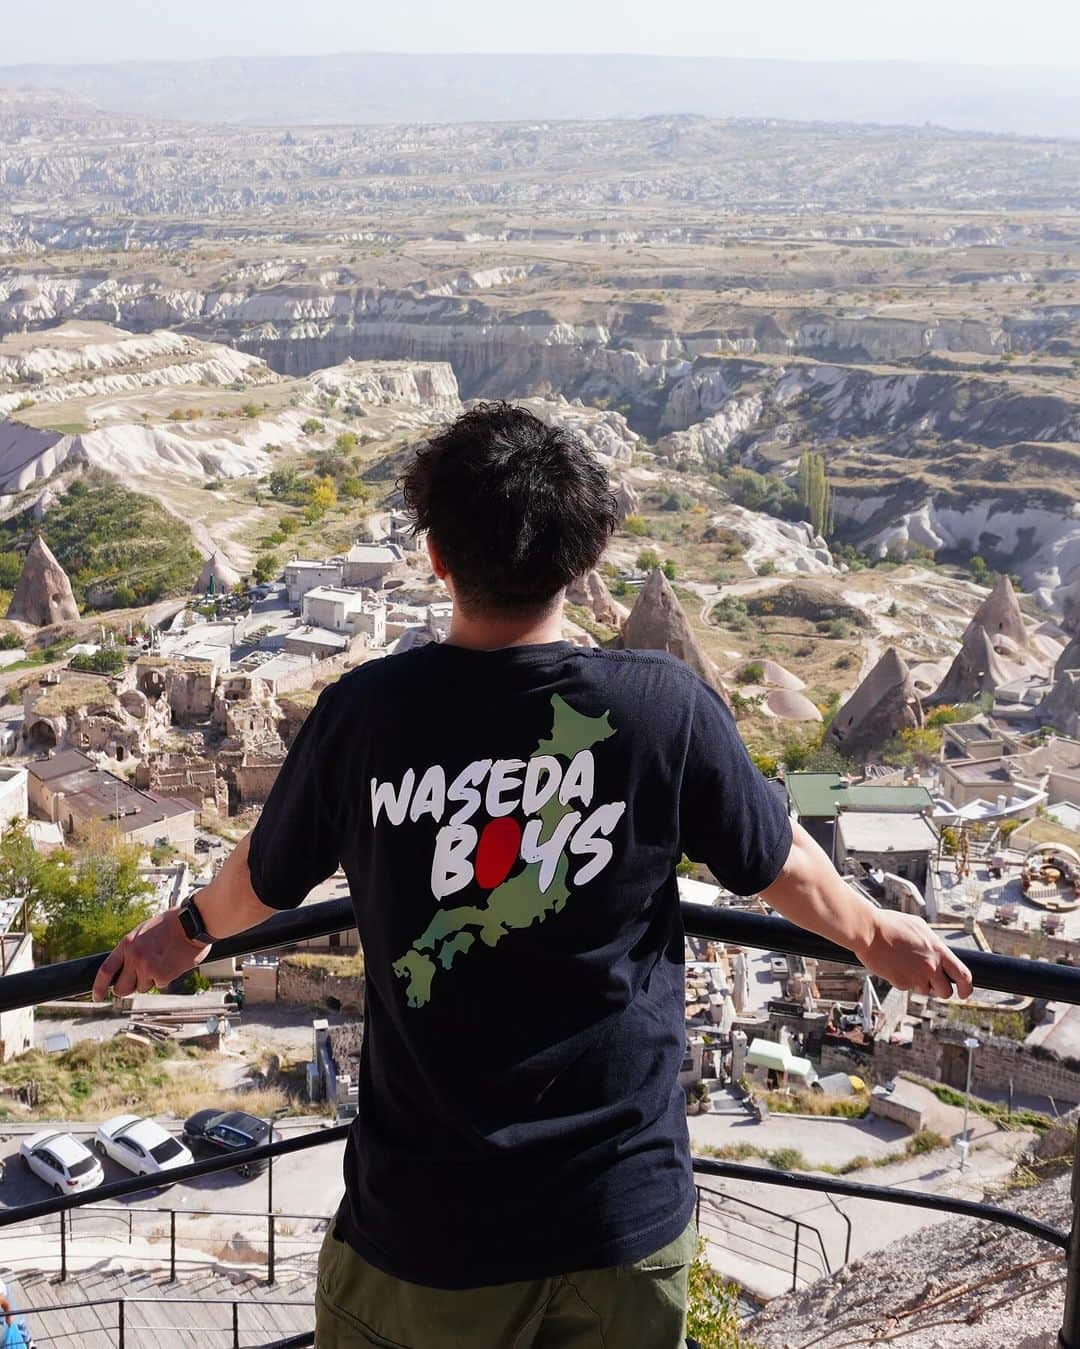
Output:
[
  {"xmin": 0, "ymin": 1117, "xmax": 346, "ymax": 1232},
  {"xmin": 689, "ymin": 1083, "xmax": 1034, "ymax": 1301}
]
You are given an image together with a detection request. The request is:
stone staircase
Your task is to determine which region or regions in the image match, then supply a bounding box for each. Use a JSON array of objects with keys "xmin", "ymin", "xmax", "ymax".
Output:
[{"xmin": 4, "ymin": 1263, "xmax": 314, "ymax": 1347}]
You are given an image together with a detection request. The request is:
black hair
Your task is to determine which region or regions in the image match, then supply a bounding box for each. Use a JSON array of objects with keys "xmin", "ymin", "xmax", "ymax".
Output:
[{"xmin": 401, "ymin": 401, "xmax": 618, "ymax": 613}]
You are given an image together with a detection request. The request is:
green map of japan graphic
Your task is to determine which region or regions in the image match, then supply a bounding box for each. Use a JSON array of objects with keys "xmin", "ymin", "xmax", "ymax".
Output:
[{"xmin": 391, "ymin": 695, "xmax": 616, "ymax": 1008}]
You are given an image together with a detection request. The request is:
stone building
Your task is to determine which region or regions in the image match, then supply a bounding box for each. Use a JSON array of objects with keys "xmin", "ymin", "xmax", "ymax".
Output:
[
  {"xmin": 26, "ymin": 749, "xmax": 196, "ymax": 845},
  {"xmin": 835, "ymin": 809, "xmax": 939, "ymax": 893},
  {"xmin": 285, "ymin": 558, "xmax": 343, "ymax": 607},
  {"xmin": 301, "ymin": 587, "xmax": 387, "ymax": 646},
  {"xmin": 341, "ymin": 542, "xmax": 404, "ymax": 588}
]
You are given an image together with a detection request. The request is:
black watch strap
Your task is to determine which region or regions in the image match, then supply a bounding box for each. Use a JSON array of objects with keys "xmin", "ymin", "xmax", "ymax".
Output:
[{"xmin": 178, "ymin": 892, "xmax": 213, "ymax": 945}]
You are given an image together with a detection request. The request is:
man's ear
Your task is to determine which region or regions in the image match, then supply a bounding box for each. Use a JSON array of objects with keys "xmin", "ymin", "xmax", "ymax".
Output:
[{"xmin": 426, "ymin": 534, "xmax": 447, "ymax": 580}]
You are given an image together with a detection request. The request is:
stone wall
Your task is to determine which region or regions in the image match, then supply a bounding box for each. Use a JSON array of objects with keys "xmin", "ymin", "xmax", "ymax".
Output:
[
  {"xmin": 243, "ymin": 961, "xmax": 278, "ymax": 1003},
  {"xmin": 234, "ymin": 759, "xmax": 285, "ymax": 805},
  {"xmin": 277, "ymin": 957, "xmax": 366, "ymax": 1012},
  {"xmin": 328, "ymin": 1022, "xmax": 363, "ymax": 1064},
  {"xmin": 821, "ymin": 1020, "xmax": 1080, "ymax": 1106},
  {"xmin": 981, "ymin": 921, "xmax": 1080, "ymax": 964},
  {"xmin": 161, "ymin": 665, "xmax": 217, "ymax": 721}
]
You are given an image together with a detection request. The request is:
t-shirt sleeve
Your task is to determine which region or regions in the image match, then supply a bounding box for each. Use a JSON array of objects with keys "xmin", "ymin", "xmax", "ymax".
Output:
[
  {"xmin": 679, "ymin": 678, "xmax": 793, "ymax": 895},
  {"xmin": 247, "ymin": 686, "xmax": 344, "ymax": 910}
]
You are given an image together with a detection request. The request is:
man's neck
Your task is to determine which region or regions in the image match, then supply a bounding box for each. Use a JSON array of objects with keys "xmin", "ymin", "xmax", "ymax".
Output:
[{"xmin": 446, "ymin": 599, "xmax": 566, "ymax": 652}]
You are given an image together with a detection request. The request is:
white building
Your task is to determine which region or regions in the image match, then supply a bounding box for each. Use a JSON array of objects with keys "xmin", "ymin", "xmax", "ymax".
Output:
[
  {"xmin": 285, "ymin": 559, "xmax": 344, "ymax": 607},
  {"xmin": 0, "ymin": 930, "xmax": 33, "ymax": 1060},
  {"xmin": 302, "ymin": 587, "xmax": 387, "ymax": 647},
  {"xmin": 0, "ymin": 765, "xmax": 28, "ymax": 830}
]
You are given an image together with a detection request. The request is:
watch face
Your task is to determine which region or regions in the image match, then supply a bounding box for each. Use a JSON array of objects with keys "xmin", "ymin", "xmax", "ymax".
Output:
[{"xmin": 181, "ymin": 898, "xmax": 207, "ymax": 942}]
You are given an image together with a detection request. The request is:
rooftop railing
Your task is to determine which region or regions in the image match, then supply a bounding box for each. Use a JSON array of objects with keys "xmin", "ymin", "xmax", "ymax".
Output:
[{"xmin": 0, "ymin": 896, "xmax": 1078, "ymax": 1347}]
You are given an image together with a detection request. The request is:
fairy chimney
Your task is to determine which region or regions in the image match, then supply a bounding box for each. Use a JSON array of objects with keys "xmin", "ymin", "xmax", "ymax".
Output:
[
  {"xmin": 824, "ymin": 647, "xmax": 923, "ymax": 758},
  {"xmin": 621, "ymin": 569, "xmax": 728, "ymax": 699},
  {"xmin": 930, "ymin": 623, "xmax": 1011, "ymax": 706},
  {"xmin": 612, "ymin": 479, "xmax": 639, "ymax": 521},
  {"xmin": 196, "ymin": 551, "xmax": 242, "ymax": 596},
  {"xmin": 971, "ymin": 575, "xmax": 1030, "ymax": 651},
  {"xmin": 6, "ymin": 536, "xmax": 79, "ymax": 626},
  {"xmin": 567, "ymin": 569, "xmax": 630, "ymax": 629}
]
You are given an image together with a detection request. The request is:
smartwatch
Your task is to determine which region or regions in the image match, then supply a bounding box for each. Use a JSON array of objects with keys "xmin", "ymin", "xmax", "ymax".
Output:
[{"xmin": 177, "ymin": 891, "xmax": 214, "ymax": 945}]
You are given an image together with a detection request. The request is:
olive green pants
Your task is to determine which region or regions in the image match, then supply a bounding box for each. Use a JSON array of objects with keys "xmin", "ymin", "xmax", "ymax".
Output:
[{"xmin": 314, "ymin": 1221, "xmax": 696, "ymax": 1348}]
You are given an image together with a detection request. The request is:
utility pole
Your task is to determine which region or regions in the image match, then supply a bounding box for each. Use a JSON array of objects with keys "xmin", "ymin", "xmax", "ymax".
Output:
[{"xmin": 959, "ymin": 1036, "xmax": 980, "ymax": 1170}]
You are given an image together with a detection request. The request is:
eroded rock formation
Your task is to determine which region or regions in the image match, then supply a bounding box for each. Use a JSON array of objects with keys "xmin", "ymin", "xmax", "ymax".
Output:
[
  {"xmin": 930, "ymin": 623, "xmax": 1012, "ymax": 706},
  {"xmin": 7, "ymin": 536, "xmax": 79, "ymax": 626},
  {"xmin": 825, "ymin": 648, "xmax": 923, "ymax": 759},
  {"xmin": 196, "ymin": 551, "xmax": 242, "ymax": 595},
  {"xmin": 620, "ymin": 569, "xmax": 728, "ymax": 699}
]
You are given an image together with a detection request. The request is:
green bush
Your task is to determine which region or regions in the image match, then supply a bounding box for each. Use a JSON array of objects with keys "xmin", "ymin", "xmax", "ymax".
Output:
[
  {"xmin": 686, "ymin": 1240, "xmax": 746, "ymax": 1348},
  {"xmin": 253, "ymin": 552, "xmax": 279, "ymax": 584},
  {"xmin": 0, "ymin": 552, "xmax": 22, "ymax": 589},
  {"xmin": 637, "ymin": 549, "xmax": 662, "ymax": 572},
  {"xmin": 0, "ymin": 474, "xmax": 201, "ymax": 610},
  {"xmin": 767, "ymin": 1147, "xmax": 809, "ymax": 1172},
  {"xmin": 69, "ymin": 648, "xmax": 125, "ymax": 675},
  {"xmin": 736, "ymin": 662, "xmax": 765, "ymax": 685},
  {"xmin": 301, "ymin": 418, "xmax": 324, "ymax": 435},
  {"xmin": 175, "ymin": 967, "xmax": 211, "ymax": 995}
]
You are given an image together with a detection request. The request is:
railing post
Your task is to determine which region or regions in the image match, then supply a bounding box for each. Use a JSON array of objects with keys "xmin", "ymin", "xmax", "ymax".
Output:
[
  {"xmin": 268, "ymin": 1212, "xmax": 276, "ymax": 1286},
  {"xmin": 170, "ymin": 1209, "xmax": 176, "ymax": 1283},
  {"xmin": 59, "ymin": 1206, "xmax": 67, "ymax": 1282},
  {"xmin": 232, "ymin": 1300, "xmax": 240, "ymax": 1349},
  {"xmin": 791, "ymin": 1223, "xmax": 800, "ymax": 1293},
  {"xmin": 1059, "ymin": 1126, "xmax": 1080, "ymax": 1349},
  {"xmin": 118, "ymin": 1299, "xmax": 125, "ymax": 1349}
]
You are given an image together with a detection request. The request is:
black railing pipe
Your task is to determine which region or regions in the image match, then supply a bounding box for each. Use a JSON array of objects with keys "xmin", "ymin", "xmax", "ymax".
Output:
[
  {"xmin": 1061, "ymin": 1128, "xmax": 1080, "ymax": 1348},
  {"xmin": 692, "ymin": 1157, "xmax": 1068, "ymax": 1249},
  {"xmin": 3, "ymin": 895, "xmax": 1080, "ymax": 1340},
  {"xmin": 0, "ymin": 1123, "xmax": 349, "ymax": 1229},
  {"xmin": 3, "ymin": 896, "xmax": 1078, "ymax": 1014},
  {"xmin": 0, "ymin": 896, "xmax": 355, "ymax": 1014},
  {"xmin": 681, "ymin": 902, "xmax": 1080, "ymax": 1006}
]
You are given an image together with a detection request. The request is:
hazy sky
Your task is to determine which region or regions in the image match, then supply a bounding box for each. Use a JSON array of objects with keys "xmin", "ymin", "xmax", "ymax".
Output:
[{"xmin": 4, "ymin": 0, "xmax": 1079, "ymax": 69}]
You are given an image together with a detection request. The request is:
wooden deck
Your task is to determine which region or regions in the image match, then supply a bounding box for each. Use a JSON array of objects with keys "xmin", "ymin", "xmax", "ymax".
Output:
[{"xmin": 5, "ymin": 1265, "xmax": 314, "ymax": 1346}]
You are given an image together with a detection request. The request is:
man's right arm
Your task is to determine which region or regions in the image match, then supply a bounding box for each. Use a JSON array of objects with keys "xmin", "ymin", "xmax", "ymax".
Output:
[{"xmin": 761, "ymin": 821, "xmax": 973, "ymax": 1000}]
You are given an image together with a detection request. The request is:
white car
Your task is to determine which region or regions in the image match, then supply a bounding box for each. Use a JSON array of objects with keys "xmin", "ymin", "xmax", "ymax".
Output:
[
  {"xmin": 94, "ymin": 1115, "xmax": 193, "ymax": 1180},
  {"xmin": 20, "ymin": 1130, "xmax": 104, "ymax": 1196}
]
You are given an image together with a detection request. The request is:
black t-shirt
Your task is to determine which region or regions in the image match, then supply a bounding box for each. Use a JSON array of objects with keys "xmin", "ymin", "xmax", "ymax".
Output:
[{"xmin": 248, "ymin": 640, "xmax": 792, "ymax": 1288}]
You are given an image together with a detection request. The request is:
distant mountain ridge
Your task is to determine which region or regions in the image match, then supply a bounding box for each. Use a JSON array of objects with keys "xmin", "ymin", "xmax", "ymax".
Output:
[{"xmin": 0, "ymin": 51, "xmax": 1078, "ymax": 137}]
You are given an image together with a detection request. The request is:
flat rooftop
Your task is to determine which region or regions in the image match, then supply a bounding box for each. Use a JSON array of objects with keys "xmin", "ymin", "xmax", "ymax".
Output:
[
  {"xmin": 836, "ymin": 811, "xmax": 938, "ymax": 855},
  {"xmin": 946, "ymin": 761, "xmax": 1012, "ymax": 785},
  {"xmin": 785, "ymin": 773, "xmax": 934, "ymax": 819},
  {"xmin": 345, "ymin": 543, "xmax": 402, "ymax": 564},
  {"xmin": 947, "ymin": 721, "xmax": 996, "ymax": 744}
]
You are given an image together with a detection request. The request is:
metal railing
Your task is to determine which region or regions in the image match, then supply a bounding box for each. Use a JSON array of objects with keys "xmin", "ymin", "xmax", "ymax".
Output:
[
  {"xmin": 0, "ymin": 895, "xmax": 1078, "ymax": 1346},
  {"xmin": 5, "ymin": 1202, "xmax": 330, "ymax": 1284},
  {"xmin": 695, "ymin": 1185, "xmax": 833, "ymax": 1292},
  {"xmin": 0, "ymin": 1289, "xmax": 315, "ymax": 1347}
]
